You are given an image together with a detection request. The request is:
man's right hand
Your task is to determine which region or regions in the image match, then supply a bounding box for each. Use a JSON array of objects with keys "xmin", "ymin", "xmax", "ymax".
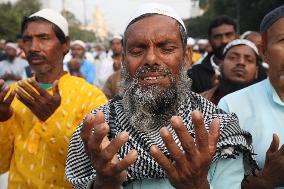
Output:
[
  {"xmin": 0, "ymin": 79, "xmax": 15, "ymax": 122},
  {"xmin": 80, "ymin": 112, "xmax": 138, "ymax": 189},
  {"xmin": 261, "ymin": 134, "xmax": 284, "ymax": 188}
]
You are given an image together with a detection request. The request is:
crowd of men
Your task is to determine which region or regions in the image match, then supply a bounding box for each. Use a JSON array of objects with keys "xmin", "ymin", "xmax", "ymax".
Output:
[{"xmin": 0, "ymin": 2, "xmax": 283, "ymax": 189}]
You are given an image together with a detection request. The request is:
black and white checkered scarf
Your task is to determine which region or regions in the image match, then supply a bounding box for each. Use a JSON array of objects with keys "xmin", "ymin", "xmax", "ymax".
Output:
[{"xmin": 66, "ymin": 92, "xmax": 258, "ymax": 189}]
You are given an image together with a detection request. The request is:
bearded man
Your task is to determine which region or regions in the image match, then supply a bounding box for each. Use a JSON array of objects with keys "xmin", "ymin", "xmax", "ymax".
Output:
[{"xmin": 66, "ymin": 3, "xmax": 257, "ymax": 189}]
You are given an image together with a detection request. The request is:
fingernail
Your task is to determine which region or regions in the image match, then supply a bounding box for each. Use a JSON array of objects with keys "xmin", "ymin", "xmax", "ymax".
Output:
[
  {"xmin": 160, "ymin": 127, "xmax": 169, "ymax": 137},
  {"xmin": 120, "ymin": 131, "xmax": 129, "ymax": 139}
]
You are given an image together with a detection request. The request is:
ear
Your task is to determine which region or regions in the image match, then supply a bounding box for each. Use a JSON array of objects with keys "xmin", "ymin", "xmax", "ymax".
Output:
[
  {"xmin": 184, "ymin": 47, "xmax": 192, "ymax": 70},
  {"xmin": 260, "ymin": 44, "xmax": 269, "ymax": 64},
  {"xmin": 62, "ymin": 36, "xmax": 70, "ymax": 55},
  {"xmin": 255, "ymin": 65, "xmax": 259, "ymax": 79}
]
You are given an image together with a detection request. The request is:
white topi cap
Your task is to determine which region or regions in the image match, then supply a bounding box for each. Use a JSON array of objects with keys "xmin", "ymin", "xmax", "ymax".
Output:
[
  {"xmin": 29, "ymin": 9, "xmax": 69, "ymax": 36},
  {"xmin": 125, "ymin": 3, "xmax": 186, "ymax": 32},
  {"xmin": 223, "ymin": 39, "xmax": 259, "ymax": 56},
  {"xmin": 71, "ymin": 40, "xmax": 86, "ymax": 49},
  {"xmin": 5, "ymin": 42, "xmax": 18, "ymax": 50}
]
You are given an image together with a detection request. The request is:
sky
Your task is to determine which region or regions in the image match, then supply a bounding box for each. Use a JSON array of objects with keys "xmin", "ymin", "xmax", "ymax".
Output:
[{"xmin": 45, "ymin": 0, "xmax": 199, "ymax": 34}]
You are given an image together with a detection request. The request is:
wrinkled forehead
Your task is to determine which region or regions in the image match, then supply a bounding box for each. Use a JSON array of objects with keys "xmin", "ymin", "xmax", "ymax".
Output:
[{"xmin": 124, "ymin": 14, "xmax": 181, "ymax": 41}]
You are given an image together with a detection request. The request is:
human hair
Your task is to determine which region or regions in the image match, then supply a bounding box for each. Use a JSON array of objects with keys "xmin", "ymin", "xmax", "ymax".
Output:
[
  {"xmin": 208, "ymin": 15, "xmax": 237, "ymax": 37},
  {"xmin": 21, "ymin": 16, "xmax": 67, "ymax": 44},
  {"xmin": 123, "ymin": 13, "xmax": 187, "ymax": 55}
]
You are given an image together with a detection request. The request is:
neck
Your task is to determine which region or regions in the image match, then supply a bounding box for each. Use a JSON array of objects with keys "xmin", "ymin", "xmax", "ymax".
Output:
[
  {"xmin": 275, "ymin": 89, "xmax": 284, "ymax": 102},
  {"xmin": 35, "ymin": 68, "xmax": 65, "ymax": 84},
  {"xmin": 112, "ymin": 53, "xmax": 122, "ymax": 60}
]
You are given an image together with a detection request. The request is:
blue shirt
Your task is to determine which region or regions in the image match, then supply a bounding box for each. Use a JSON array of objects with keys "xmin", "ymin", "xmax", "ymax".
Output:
[
  {"xmin": 218, "ymin": 79, "xmax": 284, "ymax": 189},
  {"xmin": 80, "ymin": 60, "xmax": 96, "ymax": 85}
]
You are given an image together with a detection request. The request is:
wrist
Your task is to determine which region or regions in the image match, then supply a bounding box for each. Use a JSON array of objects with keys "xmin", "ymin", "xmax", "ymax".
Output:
[{"xmin": 92, "ymin": 175, "xmax": 122, "ymax": 189}]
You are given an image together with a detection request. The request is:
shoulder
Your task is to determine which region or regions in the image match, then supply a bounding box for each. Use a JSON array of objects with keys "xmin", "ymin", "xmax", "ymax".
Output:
[{"xmin": 219, "ymin": 80, "xmax": 266, "ymax": 107}]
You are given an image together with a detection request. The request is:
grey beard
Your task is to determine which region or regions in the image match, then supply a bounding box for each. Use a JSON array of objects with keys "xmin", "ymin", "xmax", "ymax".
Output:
[{"xmin": 121, "ymin": 64, "xmax": 192, "ymax": 133}]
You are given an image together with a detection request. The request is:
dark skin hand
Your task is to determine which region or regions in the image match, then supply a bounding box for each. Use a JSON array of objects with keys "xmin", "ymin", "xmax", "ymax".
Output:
[
  {"xmin": 0, "ymin": 79, "xmax": 15, "ymax": 122},
  {"xmin": 1, "ymin": 73, "xmax": 22, "ymax": 81},
  {"xmin": 81, "ymin": 111, "xmax": 220, "ymax": 189},
  {"xmin": 242, "ymin": 134, "xmax": 284, "ymax": 189},
  {"xmin": 150, "ymin": 110, "xmax": 220, "ymax": 189},
  {"xmin": 81, "ymin": 112, "xmax": 138, "ymax": 189},
  {"xmin": 15, "ymin": 78, "xmax": 61, "ymax": 121}
]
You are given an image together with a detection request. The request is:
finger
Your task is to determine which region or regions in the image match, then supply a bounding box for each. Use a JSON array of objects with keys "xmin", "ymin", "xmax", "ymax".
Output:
[
  {"xmin": 88, "ymin": 113, "xmax": 109, "ymax": 155},
  {"xmin": 160, "ymin": 127, "xmax": 185, "ymax": 163},
  {"xmin": 52, "ymin": 80, "xmax": 61, "ymax": 98},
  {"xmin": 191, "ymin": 110, "xmax": 209, "ymax": 153},
  {"xmin": 4, "ymin": 90, "xmax": 16, "ymax": 106},
  {"xmin": 80, "ymin": 114, "xmax": 96, "ymax": 146},
  {"xmin": 15, "ymin": 87, "xmax": 35, "ymax": 107},
  {"xmin": 267, "ymin": 134, "xmax": 279, "ymax": 154},
  {"xmin": 102, "ymin": 131, "xmax": 129, "ymax": 163},
  {"xmin": 0, "ymin": 79, "xmax": 4, "ymax": 89},
  {"xmin": 150, "ymin": 145, "xmax": 176, "ymax": 176},
  {"xmin": 113, "ymin": 150, "xmax": 138, "ymax": 174},
  {"xmin": 17, "ymin": 81, "xmax": 40, "ymax": 99},
  {"xmin": 0, "ymin": 86, "xmax": 10, "ymax": 102},
  {"xmin": 208, "ymin": 118, "xmax": 220, "ymax": 156},
  {"xmin": 27, "ymin": 78, "xmax": 48, "ymax": 96},
  {"xmin": 170, "ymin": 116, "xmax": 196, "ymax": 157}
]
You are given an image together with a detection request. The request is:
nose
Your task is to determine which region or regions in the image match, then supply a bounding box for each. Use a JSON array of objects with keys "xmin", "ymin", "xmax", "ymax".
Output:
[
  {"xmin": 221, "ymin": 35, "xmax": 230, "ymax": 45},
  {"xmin": 144, "ymin": 47, "xmax": 159, "ymax": 66},
  {"xmin": 237, "ymin": 56, "xmax": 245, "ymax": 66},
  {"xmin": 30, "ymin": 38, "xmax": 40, "ymax": 52}
]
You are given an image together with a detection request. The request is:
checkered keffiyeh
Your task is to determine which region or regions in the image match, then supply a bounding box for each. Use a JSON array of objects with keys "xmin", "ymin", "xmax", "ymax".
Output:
[{"xmin": 66, "ymin": 92, "xmax": 258, "ymax": 189}]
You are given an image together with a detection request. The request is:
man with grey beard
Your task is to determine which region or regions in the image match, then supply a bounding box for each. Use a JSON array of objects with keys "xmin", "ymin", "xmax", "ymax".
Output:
[{"xmin": 66, "ymin": 3, "xmax": 257, "ymax": 189}]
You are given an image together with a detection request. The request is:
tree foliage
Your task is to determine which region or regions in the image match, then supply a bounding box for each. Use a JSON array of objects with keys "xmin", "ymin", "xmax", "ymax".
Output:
[
  {"xmin": 0, "ymin": 0, "xmax": 97, "ymax": 42},
  {"xmin": 0, "ymin": 0, "xmax": 41, "ymax": 40},
  {"xmin": 184, "ymin": 0, "xmax": 283, "ymax": 38}
]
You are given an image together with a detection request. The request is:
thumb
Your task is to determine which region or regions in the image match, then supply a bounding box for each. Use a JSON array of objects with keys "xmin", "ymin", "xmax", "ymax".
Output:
[
  {"xmin": 52, "ymin": 80, "xmax": 60, "ymax": 97},
  {"xmin": 267, "ymin": 134, "xmax": 279, "ymax": 155}
]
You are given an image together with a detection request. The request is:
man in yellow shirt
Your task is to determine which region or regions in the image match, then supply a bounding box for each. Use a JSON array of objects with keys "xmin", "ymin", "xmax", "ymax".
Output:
[{"xmin": 0, "ymin": 9, "xmax": 107, "ymax": 189}]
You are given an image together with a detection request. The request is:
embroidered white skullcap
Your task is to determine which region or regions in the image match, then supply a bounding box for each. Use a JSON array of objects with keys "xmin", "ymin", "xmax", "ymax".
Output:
[
  {"xmin": 125, "ymin": 2, "xmax": 186, "ymax": 32},
  {"xmin": 197, "ymin": 39, "xmax": 209, "ymax": 45},
  {"xmin": 71, "ymin": 40, "xmax": 86, "ymax": 49},
  {"xmin": 29, "ymin": 9, "xmax": 68, "ymax": 36},
  {"xmin": 111, "ymin": 34, "xmax": 123, "ymax": 41},
  {"xmin": 5, "ymin": 42, "xmax": 18, "ymax": 50},
  {"xmin": 187, "ymin": 37, "xmax": 195, "ymax": 46},
  {"xmin": 223, "ymin": 39, "xmax": 259, "ymax": 56}
]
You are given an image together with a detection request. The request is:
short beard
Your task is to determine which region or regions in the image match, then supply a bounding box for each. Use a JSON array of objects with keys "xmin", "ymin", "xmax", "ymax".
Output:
[{"xmin": 121, "ymin": 62, "xmax": 191, "ymax": 133}]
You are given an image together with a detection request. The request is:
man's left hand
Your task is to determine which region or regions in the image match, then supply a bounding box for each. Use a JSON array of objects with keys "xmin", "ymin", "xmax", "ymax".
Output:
[
  {"xmin": 15, "ymin": 78, "xmax": 61, "ymax": 121},
  {"xmin": 150, "ymin": 110, "xmax": 220, "ymax": 189}
]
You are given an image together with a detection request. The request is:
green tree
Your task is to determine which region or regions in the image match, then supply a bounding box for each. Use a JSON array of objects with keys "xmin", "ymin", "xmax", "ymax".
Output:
[
  {"xmin": 184, "ymin": 0, "xmax": 283, "ymax": 38},
  {"xmin": 0, "ymin": 0, "xmax": 41, "ymax": 40}
]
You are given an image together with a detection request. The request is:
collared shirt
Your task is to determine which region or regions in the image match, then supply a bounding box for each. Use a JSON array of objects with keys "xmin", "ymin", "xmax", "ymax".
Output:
[
  {"xmin": 0, "ymin": 73, "xmax": 107, "ymax": 189},
  {"xmin": 66, "ymin": 93, "xmax": 257, "ymax": 189},
  {"xmin": 218, "ymin": 78, "xmax": 284, "ymax": 189},
  {"xmin": 0, "ymin": 57, "xmax": 29, "ymax": 86}
]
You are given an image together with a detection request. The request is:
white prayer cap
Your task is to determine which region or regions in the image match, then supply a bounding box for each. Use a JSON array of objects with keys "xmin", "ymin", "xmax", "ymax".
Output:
[
  {"xmin": 125, "ymin": 3, "xmax": 186, "ymax": 32},
  {"xmin": 187, "ymin": 37, "xmax": 196, "ymax": 46},
  {"xmin": 71, "ymin": 40, "xmax": 86, "ymax": 49},
  {"xmin": 5, "ymin": 42, "xmax": 18, "ymax": 50},
  {"xmin": 223, "ymin": 39, "xmax": 259, "ymax": 56},
  {"xmin": 29, "ymin": 9, "xmax": 68, "ymax": 36},
  {"xmin": 197, "ymin": 39, "xmax": 209, "ymax": 45},
  {"xmin": 111, "ymin": 34, "xmax": 123, "ymax": 41}
]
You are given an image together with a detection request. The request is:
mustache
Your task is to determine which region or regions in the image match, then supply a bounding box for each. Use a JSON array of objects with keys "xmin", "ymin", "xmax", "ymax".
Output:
[
  {"xmin": 27, "ymin": 53, "xmax": 47, "ymax": 62},
  {"xmin": 135, "ymin": 66, "xmax": 172, "ymax": 78}
]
